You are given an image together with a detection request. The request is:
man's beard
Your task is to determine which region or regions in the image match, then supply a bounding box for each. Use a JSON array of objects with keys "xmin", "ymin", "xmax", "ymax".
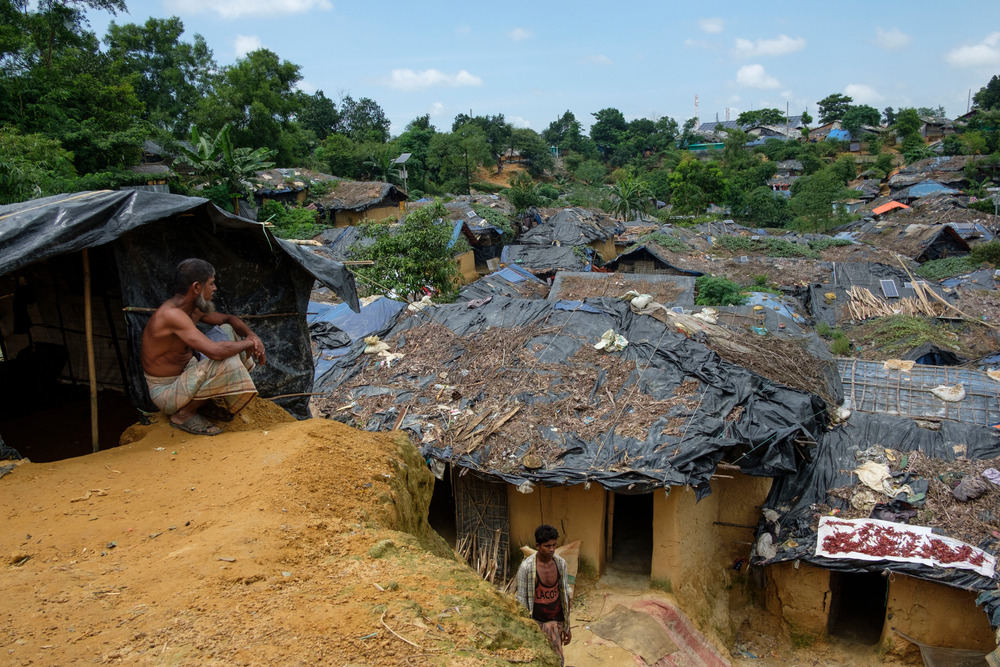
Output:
[{"xmin": 195, "ymin": 293, "xmax": 216, "ymax": 313}]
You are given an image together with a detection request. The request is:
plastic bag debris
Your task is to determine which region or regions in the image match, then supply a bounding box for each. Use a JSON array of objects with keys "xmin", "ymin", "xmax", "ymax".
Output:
[
  {"xmin": 594, "ymin": 329, "xmax": 628, "ymax": 352},
  {"xmin": 982, "ymin": 468, "xmax": 1000, "ymax": 486},
  {"xmin": 931, "ymin": 384, "xmax": 966, "ymax": 402},
  {"xmin": 407, "ymin": 295, "xmax": 435, "ymax": 312},
  {"xmin": 884, "ymin": 359, "xmax": 915, "ymax": 372},
  {"xmin": 954, "ymin": 475, "xmax": 989, "ymax": 502},
  {"xmin": 692, "ymin": 307, "xmax": 718, "ymax": 324}
]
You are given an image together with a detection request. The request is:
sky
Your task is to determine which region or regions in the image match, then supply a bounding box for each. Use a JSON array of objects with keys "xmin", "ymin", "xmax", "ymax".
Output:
[{"xmin": 84, "ymin": 0, "xmax": 1000, "ymax": 135}]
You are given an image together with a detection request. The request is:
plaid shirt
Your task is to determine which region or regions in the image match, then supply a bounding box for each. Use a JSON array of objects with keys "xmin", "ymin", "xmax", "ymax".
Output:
[{"xmin": 515, "ymin": 553, "xmax": 570, "ymax": 622}]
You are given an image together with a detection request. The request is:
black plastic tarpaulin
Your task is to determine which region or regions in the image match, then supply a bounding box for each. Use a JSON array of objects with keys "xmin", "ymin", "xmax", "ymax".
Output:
[
  {"xmin": 756, "ymin": 411, "xmax": 1000, "ymax": 625},
  {"xmin": 314, "ymin": 296, "xmax": 830, "ymax": 497},
  {"xmin": 0, "ymin": 190, "xmax": 359, "ymax": 418}
]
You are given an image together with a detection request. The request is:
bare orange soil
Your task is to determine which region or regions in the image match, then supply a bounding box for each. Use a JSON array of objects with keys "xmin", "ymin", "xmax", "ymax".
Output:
[{"xmin": 0, "ymin": 399, "xmax": 554, "ymax": 666}]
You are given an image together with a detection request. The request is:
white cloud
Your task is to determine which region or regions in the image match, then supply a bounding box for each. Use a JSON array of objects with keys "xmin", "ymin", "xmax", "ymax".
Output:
[
  {"xmin": 455, "ymin": 25, "xmax": 471, "ymax": 35},
  {"xmin": 388, "ymin": 69, "xmax": 483, "ymax": 91},
  {"xmin": 508, "ymin": 27, "xmax": 533, "ymax": 42},
  {"xmin": 699, "ymin": 18, "xmax": 724, "ymax": 34},
  {"xmin": 733, "ymin": 34, "xmax": 806, "ymax": 58},
  {"xmin": 633, "ymin": 53, "xmax": 645, "ymax": 61},
  {"xmin": 295, "ymin": 79, "xmax": 317, "ymax": 93},
  {"xmin": 844, "ymin": 84, "xmax": 883, "ymax": 104},
  {"xmin": 508, "ymin": 116, "xmax": 531, "ymax": 128},
  {"xmin": 165, "ymin": 0, "xmax": 331, "ymax": 19},
  {"xmin": 736, "ymin": 64, "xmax": 780, "ymax": 89},
  {"xmin": 780, "ymin": 90, "xmax": 792, "ymax": 99},
  {"xmin": 875, "ymin": 26, "xmax": 912, "ymax": 51},
  {"xmin": 684, "ymin": 39, "xmax": 709, "ymax": 49},
  {"xmin": 579, "ymin": 54, "xmax": 613, "ymax": 66},
  {"xmin": 430, "ymin": 102, "xmax": 445, "ymax": 116},
  {"xmin": 233, "ymin": 34, "xmax": 262, "ymax": 58},
  {"xmin": 945, "ymin": 32, "xmax": 1000, "ymax": 68}
]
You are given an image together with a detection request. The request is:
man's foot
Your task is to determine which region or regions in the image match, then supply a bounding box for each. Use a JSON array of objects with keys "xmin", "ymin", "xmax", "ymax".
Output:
[
  {"xmin": 198, "ymin": 401, "xmax": 236, "ymax": 422},
  {"xmin": 169, "ymin": 414, "xmax": 223, "ymax": 436}
]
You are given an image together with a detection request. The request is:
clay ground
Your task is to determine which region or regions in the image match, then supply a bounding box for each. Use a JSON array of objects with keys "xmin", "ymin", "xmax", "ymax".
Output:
[
  {"xmin": 0, "ymin": 400, "xmax": 556, "ymax": 667},
  {"xmin": 0, "ymin": 401, "xmax": 918, "ymax": 667}
]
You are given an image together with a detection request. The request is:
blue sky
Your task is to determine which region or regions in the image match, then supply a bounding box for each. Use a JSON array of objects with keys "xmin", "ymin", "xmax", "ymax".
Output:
[{"xmin": 86, "ymin": 0, "xmax": 1000, "ymax": 135}]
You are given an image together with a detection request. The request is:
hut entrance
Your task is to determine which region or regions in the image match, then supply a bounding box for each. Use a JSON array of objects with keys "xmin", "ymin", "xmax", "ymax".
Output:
[
  {"xmin": 428, "ymin": 463, "xmax": 457, "ymax": 548},
  {"xmin": 606, "ymin": 492, "xmax": 654, "ymax": 580},
  {"xmin": 454, "ymin": 470, "xmax": 509, "ymax": 582},
  {"xmin": 828, "ymin": 572, "xmax": 887, "ymax": 644}
]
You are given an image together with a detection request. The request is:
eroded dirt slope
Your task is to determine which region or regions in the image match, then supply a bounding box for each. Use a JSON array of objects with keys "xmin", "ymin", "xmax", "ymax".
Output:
[{"xmin": 1, "ymin": 402, "xmax": 555, "ymax": 666}]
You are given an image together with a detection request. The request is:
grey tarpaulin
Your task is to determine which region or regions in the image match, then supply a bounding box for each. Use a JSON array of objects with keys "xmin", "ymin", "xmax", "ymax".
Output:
[
  {"xmin": 0, "ymin": 190, "xmax": 359, "ymax": 419},
  {"xmin": 500, "ymin": 245, "xmax": 592, "ymax": 274},
  {"xmin": 457, "ymin": 265, "xmax": 549, "ymax": 302},
  {"xmin": 756, "ymin": 411, "xmax": 1000, "ymax": 626},
  {"xmin": 314, "ymin": 296, "xmax": 829, "ymax": 497},
  {"xmin": 518, "ymin": 208, "xmax": 623, "ymax": 246}
]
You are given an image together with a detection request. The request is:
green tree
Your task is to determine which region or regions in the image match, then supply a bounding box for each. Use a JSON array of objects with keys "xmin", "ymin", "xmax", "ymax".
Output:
[
  {"xmin": 736, "ymin": 108, "xmax": 785, "ymax": 127},
  {"xmin": 789, "ymin": 167, "xmax": 856, "ymax": 231},
  {"xmin": 296, "ymin": 90, "xmax": 339, "ymax": 141},
  {"xmin": 915, "ymin": 105, "xmax": 947, "ymax": 118},
  {"xmin": 451, "ymin": 113, "xmax": 513, "ymax": 173},
  {"xmin": 505, "ymin": 171, "xmax": 541, "ymax": 213},
  {"xmin": 176, "ymin": 124, "xmax": 276, "ymax": 212},
  {"xmin": 882, "ymin": 107, "xmax": 897, "ymax": 126},
  {"xmin": 394, "ymin": 115, "xmax": 436, "ymax": 191},
  {"xmin": 103, "ymin": 16, "xmax": 215, "ymax": 137},
  {"xmin": 338, "ymin": 95, "xmax": 390, "ymax": 143},
  {"xmin": 973, "ymin": 76, "xmax": 1000, "ymax": 111},
  {"xmin": 352, "ymin": 199, "xmax": 464, "ymax": 301},
  {"xmin": 427, "ymin": 123, "xmax": 492, "ymax": 194},
  {"xmin": 590, "ymin": 108, "xmax": 628, "ymax": 150},
  {"xmin": 841, "ymin": 105, "xmax": 881, "ymax": 138},
  {"xmin": 510, "ymin": 127, "xmax": 554, "ymax": 177},
  {"xmin": 668, "ymin": 154, "xmax": 725, "ymax": 214},
  {"xmin": 363, "ymin": 145, "xmax": 401, "ymax": 183},
  {"xmin": 192, "ymin": 49, "xmax": 304, "ymax": 164},
  {"xmin": 0, "ymin": 126, "xmax": 77, "ymax": 203},
  {"xmin": 607, "ymin": 172, "xmax": 652, "ymax": 221},
  {"xmin": 817, "ymin": 93, "xmax": 853, "ymax": 124},
  {"xmin": 575, "ymin": 159, "xmax": 606, "ymax": 185},
  {"xmin": 801, "ymin": 110, "xmax": 813, "ymax": 127}
]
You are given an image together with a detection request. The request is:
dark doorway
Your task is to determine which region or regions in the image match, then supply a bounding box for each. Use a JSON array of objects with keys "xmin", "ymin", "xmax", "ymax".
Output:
[
  {"xmin": 428, "ymin": 464, "xmax": 457, "ymax": 548},
  {"xmin": 828, "ymin": 572, "xmax": 887, "ymax": 645},
  {"xmin": 0, "ymin": 387, "xmax": 139, "ymax": 462},
  {"xmin": 608, "ymin": 492, "xmax": 654, "ymax": 578}
]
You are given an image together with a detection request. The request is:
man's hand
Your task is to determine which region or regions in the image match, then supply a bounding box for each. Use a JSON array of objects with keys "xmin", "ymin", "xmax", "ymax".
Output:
[
  {"xmin": 248, "ymin": 333, "xmax": 266, "ymax": 366},
  {"xmin": 562, "ymin": 627, "xmax": 571, "ymax": 645}
]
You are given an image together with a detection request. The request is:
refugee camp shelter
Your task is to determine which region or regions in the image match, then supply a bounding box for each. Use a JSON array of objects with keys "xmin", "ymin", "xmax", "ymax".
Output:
[
  {"xmin": 756, "ymin": 411, "xmax": 1000, "ymax": 654},
  {"xmin": 457, "ymin": 265, "xmax": 550, "ymax": 302},
  {"xmin": 319, "ymin": 181, "xmax": 407, "ymax": 227},
  {"xmin": 547, "ymin": 271, "xmax": 696, "ymax": 307},
  {"xmin": 311, "ymin": 296, "xmax": 835, "ymax": 614},
  {"xmin": 499, "ymin": 245, "xmax": 592, "ymax": 278},
  {"xmin": 252, "ymin": 168, "xmax": 339, "ymax": 206},
  {"xmin": 518, "ymin": 208, "xmax": 622, "ymax": 262},
  {"xmin": 0, "ymin": 191, "xmax": 358, "ymax": 459},
  {"xmin": 872, "ymin": 200, "xmax": 909, "ymax": 217},
  {"xmin": 855, "ymin": 221, "xmax": 970, "ymax": 262},
  {"xmin": 603, "ymin": 245, "xmax": 704, "ymax": 277}
]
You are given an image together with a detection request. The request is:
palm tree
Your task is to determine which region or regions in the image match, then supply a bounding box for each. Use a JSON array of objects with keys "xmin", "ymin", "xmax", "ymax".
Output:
[
  {"xmin": 608, "ymin": 173, "xmax": 652, "ymax": 221},
  {"xmin": 363, "ymin": 147, "xmax": 400, "ymax": 183}
]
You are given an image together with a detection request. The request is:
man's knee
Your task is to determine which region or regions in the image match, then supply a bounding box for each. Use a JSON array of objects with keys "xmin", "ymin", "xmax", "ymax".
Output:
[{"xmin": 219, "ymin": 323, "xmax": 237, "ymax": 341}]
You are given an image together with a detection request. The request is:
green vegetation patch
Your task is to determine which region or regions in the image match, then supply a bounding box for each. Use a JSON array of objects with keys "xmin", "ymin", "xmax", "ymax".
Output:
[
  {"xmin": 641, "ymin": 231, "xmax": 690, "ymax": 253},
  {"xmin": 471, "ymin": 203, "xmax": 515, "ymax": 237},
  {"xmin": 695, "ymin": 275, "xmax": 747, "ymax": 306},
  {"xmin": 260, "ymin": 199, "xmax": 326, "ymax": 239},
  {"xmin": 808, "ymin": 238, "xmax": 853, "ymax": 252},
  {"xmin": 916, "ymin": 256, "xmax": 982, "ymax": 281},
  {"xmin": 714, "ymin": 235, "xmax": 820, "ymax": 259},
  {"xmin": 855, "ymin": 314, "xmax": 962, "ymax": 355}
]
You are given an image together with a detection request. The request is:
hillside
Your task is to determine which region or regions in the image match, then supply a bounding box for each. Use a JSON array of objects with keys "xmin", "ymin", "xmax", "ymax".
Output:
[{"xmin": 0, "ymin": 400, "xmax": 555, "ymax": 666}]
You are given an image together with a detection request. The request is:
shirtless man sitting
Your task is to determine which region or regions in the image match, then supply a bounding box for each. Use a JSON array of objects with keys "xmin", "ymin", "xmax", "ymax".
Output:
[{"xmin": 141, "ymin": 258, "xmax": 266, "ymax": 436}]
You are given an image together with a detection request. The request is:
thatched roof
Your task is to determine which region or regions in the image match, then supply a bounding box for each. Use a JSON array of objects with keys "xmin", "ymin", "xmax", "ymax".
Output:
[{"xmin": 319, "ymin": 181, "xmax": 406, "ymax": 211}]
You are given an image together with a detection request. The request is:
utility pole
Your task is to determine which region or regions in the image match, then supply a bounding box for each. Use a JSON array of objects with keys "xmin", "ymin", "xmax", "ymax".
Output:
[{"xmin": 968, "ymin": 89, "xmax": 972, "ymax": 114}]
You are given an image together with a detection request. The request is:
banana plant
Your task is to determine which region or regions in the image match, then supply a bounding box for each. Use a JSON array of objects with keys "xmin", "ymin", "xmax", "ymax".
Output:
[
  {"xmin": 176, "ymin": 124, "xmax": 276, "ymax": 212},
  {"xmin": 607, "ymin": 173, "xmax": 653, "ymax": 221}
]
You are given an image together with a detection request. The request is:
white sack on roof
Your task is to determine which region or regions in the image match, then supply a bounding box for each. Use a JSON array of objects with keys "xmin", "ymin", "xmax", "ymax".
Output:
[{"xmin": 931, "ymin": 384, "xmax": 966, "ymax": 402}]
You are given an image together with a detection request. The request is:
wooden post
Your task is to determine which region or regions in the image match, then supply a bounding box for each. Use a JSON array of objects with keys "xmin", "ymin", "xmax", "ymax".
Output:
[{"xmin": 83, "ymin": 248, "xmax": 99, "ymax": 452}]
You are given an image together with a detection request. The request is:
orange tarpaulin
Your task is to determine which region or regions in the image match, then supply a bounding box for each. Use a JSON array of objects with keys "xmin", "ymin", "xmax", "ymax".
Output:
[{"xmin": 872, "ymin": 201, "xmax": 909, "ymax": 215}]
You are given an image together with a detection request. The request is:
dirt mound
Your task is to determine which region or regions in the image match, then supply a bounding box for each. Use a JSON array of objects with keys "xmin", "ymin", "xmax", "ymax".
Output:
[{"xmin": 0, "ymin": 413, "xmax": 557, "ymax": 666}]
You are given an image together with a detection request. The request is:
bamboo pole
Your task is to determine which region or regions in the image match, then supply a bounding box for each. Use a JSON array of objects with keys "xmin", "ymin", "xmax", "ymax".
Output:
[{"xmin": 83, "ymin": 248, "xmax": 99, "ymax": 452}]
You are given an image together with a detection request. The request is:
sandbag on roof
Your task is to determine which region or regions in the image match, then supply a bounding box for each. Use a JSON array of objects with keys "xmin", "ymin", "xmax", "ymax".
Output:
[{"xmin": 312, "ymin": 296, "xmax": 830, "ymax": 497}]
